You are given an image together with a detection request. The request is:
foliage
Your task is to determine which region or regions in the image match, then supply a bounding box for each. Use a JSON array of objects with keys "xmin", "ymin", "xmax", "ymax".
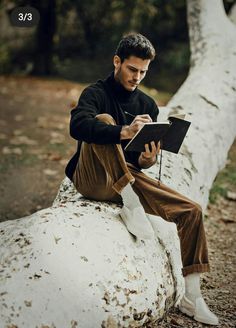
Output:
[
  {"xmin": 209, "ymin": 144, "xmax": 236, "ymax": 204},
  {"xmin": 0, "ymin": 0, "xmax": 234, "ymax": 90}
]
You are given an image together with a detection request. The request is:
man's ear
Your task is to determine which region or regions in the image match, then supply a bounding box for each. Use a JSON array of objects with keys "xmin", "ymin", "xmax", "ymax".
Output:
[{"xmin": 113, "ymin": 55, "xmax": 121, "ymax": 69}]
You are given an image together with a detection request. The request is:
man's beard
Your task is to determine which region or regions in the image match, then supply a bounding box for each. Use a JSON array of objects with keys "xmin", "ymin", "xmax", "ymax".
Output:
[{"xmin": 115, "ymin": 67, "xmax": 136, "ymax": 91}]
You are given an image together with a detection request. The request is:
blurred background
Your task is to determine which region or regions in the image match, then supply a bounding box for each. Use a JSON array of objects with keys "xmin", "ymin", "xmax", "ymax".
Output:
[
  {"xmin": 1, "ymin": 0, "xmax": 234, "ymax": 91},
  {"xmin": 0, "ymin": 0, "xmax": 235, "ymax": 221}
]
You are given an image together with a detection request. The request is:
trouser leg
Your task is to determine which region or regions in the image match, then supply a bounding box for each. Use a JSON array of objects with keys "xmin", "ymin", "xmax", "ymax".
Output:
[
  {"xmin": 72, "ymin": 114, "xmax": 134, "ymax": 202},
  {"xmin": 128, "ymin": 166, "xmax": 210, "ymax": 277}
]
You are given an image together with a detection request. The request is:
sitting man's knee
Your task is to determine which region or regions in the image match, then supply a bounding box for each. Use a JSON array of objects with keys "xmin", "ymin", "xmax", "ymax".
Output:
[
  {"xmin": 190, "ymin": 201, "xmax": 203, "ymax": 223},
  {"xmin": 192, "ymin": 201, "xmax": 203, "ymax": 214},
  {"xmin": 95, "ymin": 114, "xmax": 116, "ymax": 125},
  {"xmin": 182, "ymin": 200, "xmax": 203, "ymax": 224}
]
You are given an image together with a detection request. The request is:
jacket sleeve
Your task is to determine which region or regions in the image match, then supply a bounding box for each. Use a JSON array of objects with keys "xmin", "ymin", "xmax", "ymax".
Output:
[{"xmin": 70, "ymin": 86, "xmax": 122, "ymax": 144}]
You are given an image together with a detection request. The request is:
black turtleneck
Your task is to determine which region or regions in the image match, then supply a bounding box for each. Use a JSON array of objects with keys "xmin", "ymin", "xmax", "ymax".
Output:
[{"xmin": 65, "ymin": 72, "xmax": 159, "ymax": 180}]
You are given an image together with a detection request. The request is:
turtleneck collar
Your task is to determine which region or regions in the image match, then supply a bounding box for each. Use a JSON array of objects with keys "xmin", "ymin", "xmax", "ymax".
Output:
[{"xmin": 105, "ymin": 71, "xmax": 137, "ymax": 102}]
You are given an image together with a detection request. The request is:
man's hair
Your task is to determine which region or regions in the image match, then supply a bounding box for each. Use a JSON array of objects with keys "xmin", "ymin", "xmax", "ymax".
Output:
[{"xmin": 115, "ymin": 33, "xmax": 156, "ymax": 62}]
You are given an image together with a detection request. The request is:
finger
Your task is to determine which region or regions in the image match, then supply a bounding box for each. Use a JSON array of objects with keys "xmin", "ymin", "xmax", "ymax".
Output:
[
  {"xmin": 134, "ymin": 117, "xmax": 151, "ymax": 124},
  {"xmin": 156, "ymin": 141, "xmax": 161, "ymax": 154},
  {"xmin": 135, "ymin": 114, "xmax": 152, "ymax": 122},
  {"xmin": 144, "ymin": 143, "xmax": 151, "ymax": 154},
  {"xmin": 140, "ymin": 114, "xmax": 152, "ymax": 121},
  {"xmin": 150, "ymin": 141, "xmax": 157, "ymax": 154}
]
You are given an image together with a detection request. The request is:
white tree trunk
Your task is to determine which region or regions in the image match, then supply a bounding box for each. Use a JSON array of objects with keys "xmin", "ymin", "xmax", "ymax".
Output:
[
  {"xmin": 0, "ymin": 1, "xmax": 235, "ymax": 327},
  {"xmin": 156, "ymin": 0, "xmax": 236, "ymax": 209}
]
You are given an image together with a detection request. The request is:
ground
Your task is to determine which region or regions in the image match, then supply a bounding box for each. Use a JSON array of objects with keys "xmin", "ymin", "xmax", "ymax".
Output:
[{"xmin": 0, "ymin": 76, "xmax": 235, "ymax": 327}]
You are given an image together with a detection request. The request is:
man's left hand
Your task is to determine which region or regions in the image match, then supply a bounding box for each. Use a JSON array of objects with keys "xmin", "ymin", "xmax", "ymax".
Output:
[{"xmin": 138, "ymin": 141, "xmax": 161, "ymax": 169}]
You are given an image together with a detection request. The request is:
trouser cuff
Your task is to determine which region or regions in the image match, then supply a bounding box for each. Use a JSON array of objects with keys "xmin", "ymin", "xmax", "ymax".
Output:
[
  {"xmin": 112, "ymin": 172, "xmax": 135, "ymax": 194},
  {"xmin": 182, "ymin": 263, "xmax": 210, "ymax": 277}
]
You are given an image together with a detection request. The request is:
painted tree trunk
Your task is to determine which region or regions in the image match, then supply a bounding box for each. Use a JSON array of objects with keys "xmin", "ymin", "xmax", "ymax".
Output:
[{"xmin": 0, "ymin": 1, "xmax": 235, "ymax": 327}]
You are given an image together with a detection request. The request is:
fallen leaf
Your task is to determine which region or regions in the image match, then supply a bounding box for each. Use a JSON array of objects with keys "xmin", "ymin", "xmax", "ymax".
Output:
[
  {"xmin": 14, "ymin": 115, "xmax": 23, "ymax": 121},
  {"xmin": 10, "ymin": 135, "xmax": 38, "ymax": 146},
  {"xmin": 2, "ymin": 147, "xmax": 22, "ymax": 155},
  {"xmin": 48, "ymin": 153, "xmax": 62, "ymax": 161},
  {"xmin": 12, "ymin": 148, "xmax": 23, "ymax": 155},
  {"xmin": 13, "ymin": 129, "xmax": 23, "ymax": 136},
  {"xmin": 170, "ymin": 316, "xmax": 184, "ymax": 326},
  {"xmin": 38, "ymin": 154, "xmax": 48, "ymax": 160},
  {"xmin": 2, "ymin": 147, "xmax": 11, "ymax": 154},
  {"xmin": 43, "ymin": 169, "xmax": 58, "ymax": 176},
  {"xmin": 37, "ymin": 116, "xmax": 49, "ymax": 128},
  {"xmin": 59, "ymin": 159, "xmax": 68, "ymax": 166},
  {"xmin": 0, "ymin": 86, "xmax": 8, "ymax": 94},
  {"xmin": 50, "ymin": 131, "xmax": 65, "ymax": 144}
]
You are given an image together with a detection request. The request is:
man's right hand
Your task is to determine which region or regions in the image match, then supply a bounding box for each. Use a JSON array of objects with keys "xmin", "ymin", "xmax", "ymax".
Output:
[{"xmin": 120, "ymin": 114, "xmax": 152, "ymax": 140}]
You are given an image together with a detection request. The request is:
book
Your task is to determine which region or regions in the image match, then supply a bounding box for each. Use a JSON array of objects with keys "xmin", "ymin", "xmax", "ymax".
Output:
[{"xmin": 124, "ymin": 115, "xmax": 191, "ymax": 154}]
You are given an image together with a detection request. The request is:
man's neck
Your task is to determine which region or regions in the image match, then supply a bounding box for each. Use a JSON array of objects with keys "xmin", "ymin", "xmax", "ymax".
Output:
[{"xmin": 108, "ymin": 72, "xmax": 137, "ymax": 102}]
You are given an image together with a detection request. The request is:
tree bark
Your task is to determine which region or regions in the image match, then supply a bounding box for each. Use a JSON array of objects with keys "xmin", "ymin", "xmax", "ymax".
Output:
[{"xmin": 0, "ymin": 0, "xmax": 235, "ymax": 327}]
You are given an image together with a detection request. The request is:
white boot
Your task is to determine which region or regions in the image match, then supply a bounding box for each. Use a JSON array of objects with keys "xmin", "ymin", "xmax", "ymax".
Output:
[
  {"xmin": 119, "ymin": 183, "xmax": 154, "ymax": 240},
  {"xmin": 179, "ymin": 273, "xmax": 219, "ymax": 325}
]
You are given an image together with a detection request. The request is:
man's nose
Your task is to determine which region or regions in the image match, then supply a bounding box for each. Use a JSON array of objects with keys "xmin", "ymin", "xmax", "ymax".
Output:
[{"xmin": 133, "ymin": 71, "xmax": 140, "ymax": 81}]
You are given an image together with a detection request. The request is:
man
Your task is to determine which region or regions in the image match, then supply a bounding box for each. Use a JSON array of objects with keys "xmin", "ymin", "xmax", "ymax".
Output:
[{"xmin": 65, "ymin": 33, "xmax": 219, "ymax": 325}]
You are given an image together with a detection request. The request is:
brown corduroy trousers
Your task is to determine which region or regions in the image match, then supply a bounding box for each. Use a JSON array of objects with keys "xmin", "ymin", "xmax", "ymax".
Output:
[{"xmin": 72, "ymin": 114, "xmax": 210, "ymax": 277}]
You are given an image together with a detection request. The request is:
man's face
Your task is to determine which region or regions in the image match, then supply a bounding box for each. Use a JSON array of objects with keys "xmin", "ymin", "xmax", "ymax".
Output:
[{"xmin": 113, "ymin": 55, "xmax": 150, "ymax": 92}]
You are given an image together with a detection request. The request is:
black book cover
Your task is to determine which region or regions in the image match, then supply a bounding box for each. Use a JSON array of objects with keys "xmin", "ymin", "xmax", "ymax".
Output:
[{"xmin": 124, "ymin": 117, "xmax": 191, "ymax": 153}]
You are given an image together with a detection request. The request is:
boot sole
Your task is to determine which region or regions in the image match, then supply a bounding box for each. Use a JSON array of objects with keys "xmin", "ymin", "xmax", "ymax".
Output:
[{"xmin": 179, "ymin": 306, "xmax": 219, "ymax": 325}]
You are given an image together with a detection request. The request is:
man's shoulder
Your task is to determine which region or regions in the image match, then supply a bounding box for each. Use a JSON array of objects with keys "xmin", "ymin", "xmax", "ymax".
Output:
[
  {"xmin": 81, "ymin": 79, "xmax": 106, "ymax": 96},
  {"xmin": 136, "ymin": 88, "xmax": 157, "ymax": 106}
]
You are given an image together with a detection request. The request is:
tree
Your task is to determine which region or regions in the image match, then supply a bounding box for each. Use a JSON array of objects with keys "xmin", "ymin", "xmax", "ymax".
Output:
[
  {"xmin": 0, "ymin": 0, "xmax": 235, "ymax": 326},
  {"xmin": 31, "ymin": 0, "xmax": 56, "ymax": 75}
]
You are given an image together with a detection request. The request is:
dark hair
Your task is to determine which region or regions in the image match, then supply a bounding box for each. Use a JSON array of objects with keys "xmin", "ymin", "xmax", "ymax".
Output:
[{"xmin": 115, "ymin": 33, "xmax": 156, "ymax": 62}]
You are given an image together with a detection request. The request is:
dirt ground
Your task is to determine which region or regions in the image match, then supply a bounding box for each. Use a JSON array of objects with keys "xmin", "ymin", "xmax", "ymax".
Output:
[{"xmin": 0, "ymin": 76, "xmax": 235, "ymax": 327}]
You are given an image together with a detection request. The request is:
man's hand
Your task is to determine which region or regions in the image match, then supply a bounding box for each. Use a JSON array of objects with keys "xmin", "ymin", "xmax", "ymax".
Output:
[
  {"xmin": 120, "ymin": 114, "xmax": 152, "ymax": 140},
  {"xmin": 138, "ymin": 141, "xmax": 161, "ymax": 169}
]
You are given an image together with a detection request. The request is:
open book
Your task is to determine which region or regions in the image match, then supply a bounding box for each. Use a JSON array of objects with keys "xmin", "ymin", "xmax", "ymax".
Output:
[{"xmin": 124, "ymin": 114, "xmax": 191, "ymax": 154}]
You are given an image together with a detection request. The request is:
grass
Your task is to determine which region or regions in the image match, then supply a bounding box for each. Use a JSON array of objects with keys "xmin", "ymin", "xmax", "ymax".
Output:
[{"xmin": 209, "ymin": 140, "xmax": 236, "ymax": 204}]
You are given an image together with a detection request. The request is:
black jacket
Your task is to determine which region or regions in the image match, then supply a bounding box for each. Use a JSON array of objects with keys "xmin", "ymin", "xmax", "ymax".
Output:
[{"xmin": 65, "ymin": 72, "xmax": 159, "ymax": 180}]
